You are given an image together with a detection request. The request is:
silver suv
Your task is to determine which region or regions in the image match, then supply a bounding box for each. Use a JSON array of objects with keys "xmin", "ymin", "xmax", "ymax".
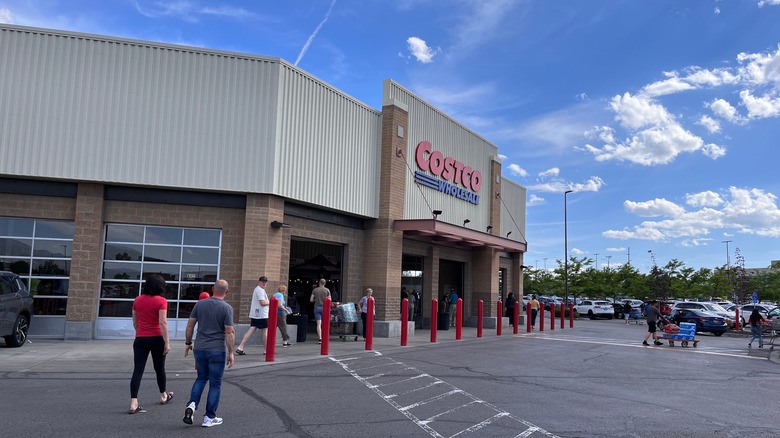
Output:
[{"xmin": 0, "ymin": 271, "xmax": 34, "ymax": 347}]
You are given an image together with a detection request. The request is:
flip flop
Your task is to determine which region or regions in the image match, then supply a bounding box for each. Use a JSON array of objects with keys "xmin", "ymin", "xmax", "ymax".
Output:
[
  {"xmin": 160, "ymin": 392, "xmax": 174, "ymax": 405},
  {"xmin": 128, "ymin": 406, "xmax": 146, "ymax": 414},
  {"xmin": 235, "ymin": 349, "xmax": 246, "ymax": 355}
]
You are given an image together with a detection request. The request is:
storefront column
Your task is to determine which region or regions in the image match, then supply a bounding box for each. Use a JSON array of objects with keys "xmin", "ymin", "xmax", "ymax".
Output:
[
  {"xmin": 423, "ymin": 247, "xmax": 439, "ymax": 329},
  {"xmin": 362, "ymin": 99, "xmax": 408, "ymax": 338},
  {"xmin": 238, "ymin": 194, "xmax": 285, "ymax": 324},
  {"xmin": 471, "ymin": 246, "xmax": 500, "ymax": 328},
  {"xmin": 64, "ymin": 183, "xmax": 104, "ymax": 340}
]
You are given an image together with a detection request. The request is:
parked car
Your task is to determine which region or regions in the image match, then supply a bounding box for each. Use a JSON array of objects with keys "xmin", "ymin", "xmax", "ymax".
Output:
[
  {"xmin": 659, "ymin": 301, "xmax": 675, "ymax": 315},
  {"xmin": 0, "ymin": 271, "xmax": 34, "ymax": 347},
  {"xmin": 671, "ymin": 302, "xmax": 736, "ymax": 328},
  {"xmin": 668, "ymin": 308, "xmax": 728, "ymax": 336},
  {"xmin": 574, "ymin": 300, "xmax": 614, "ymax": 320},
  {"xmin": 738, "ymin": 304, "xmax": 777, "ymax": 327},
  {"xmin": 614, "ymin": 299, "xmax": 643, "ymax": 318}
]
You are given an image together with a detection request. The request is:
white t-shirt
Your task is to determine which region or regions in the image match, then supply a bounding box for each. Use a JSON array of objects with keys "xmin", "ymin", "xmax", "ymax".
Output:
[{"xmin": 249, "ymin": 285, "xmax": 269, "ymax": 319}]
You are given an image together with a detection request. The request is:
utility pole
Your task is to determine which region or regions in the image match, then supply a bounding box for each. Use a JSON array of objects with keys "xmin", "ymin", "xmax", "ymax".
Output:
[
  {"xmin": 722, "ymin": 240, "xmax": 732, "ymax": 268},
  {"xmin": 627, "ymin": 247, "xmax": 631, "ymax": 266},
  {"xmin": 605, "ymin": 255, "xmax": 612, "ymax": 270},
  {"xmin": 594, "ymin": 253, "xmax": 599, "ymax": 270}
]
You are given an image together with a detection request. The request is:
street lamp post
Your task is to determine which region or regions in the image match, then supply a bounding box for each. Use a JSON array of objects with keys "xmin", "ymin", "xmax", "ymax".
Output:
[
  {"xmin": 605, "ymin": 255, "xmax": 612, "ymax": 270},
  {"xmin": 722, "ymin": 240, "xmax": 732, "ymax": 268},
  {"xmin": 594, "ymin": 253, "xmax": 599, "ymax": 270},
  {"xmin": 564, "ymin": 190, "xmax": 573, "ymax": 304}
]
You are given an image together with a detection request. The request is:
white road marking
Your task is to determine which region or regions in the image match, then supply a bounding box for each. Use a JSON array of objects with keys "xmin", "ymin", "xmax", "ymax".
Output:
[{"xmin": 331, "ymin": 352, "xmax": 559, "ymax": 438}]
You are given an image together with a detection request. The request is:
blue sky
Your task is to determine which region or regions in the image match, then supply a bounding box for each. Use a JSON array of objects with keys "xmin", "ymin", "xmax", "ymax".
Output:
[{"xmin": 2, "ymin": 0, "xmax": 780, "ymax": 273}]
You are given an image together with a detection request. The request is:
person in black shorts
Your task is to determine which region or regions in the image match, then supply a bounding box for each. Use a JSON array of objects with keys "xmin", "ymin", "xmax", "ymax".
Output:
[{"xmin": 642, "ymin": 300, "xmax": 666, "ymax": 346}]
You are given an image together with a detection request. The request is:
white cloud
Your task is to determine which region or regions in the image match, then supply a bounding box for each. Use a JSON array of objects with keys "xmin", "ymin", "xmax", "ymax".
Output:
[
  {"xmin": 0, "ymin": 7, "xmax": 13, "ymax": 23},
  {"xmin": 736, "ymin": 45, "xmax": 780, "ymax": 87},
  {"xmin": 740, "ymin": 90, "xmax": 780, "ymax": 118},
  {"xmin": 641, "ymin": 75, "xmax": 696, "ymax": 97},
  {"xmin": 507, "ymin": 163, "xmax": 528, "ymax": 177},
  {"xmin": 606, "ymin": 247, "xmax": 625, "ymax": 252},
  {"xmin": 407, "ymin": 36, "xmax": 438, "ymax": 63},
  {"xmin": 450, "ymin": 0, "xmax": 515, "ymax": 55},
  {"xmin": 538, "ymin": 168, "xmax": 559, "ymax": 179},
  {"xmin": 571, "ymin": 248, "xmax": 587, "ymax": 255},
  {"xmin": 686, "ymin": 191, "xmax": 724, "ymax": 208},
  {"xmin": 528, "ymin": 194, "xmax": 545, "ymax": 206},
  {"xmin": 709, "ymin": 98, "xmax": 744, "ymax": 123},
  {"xmin": 625, "ymin": 198, "xmax": 686, "ymax": 217},
  {"xmin": 610, "ymin": 93, "xmax": 672, "ymax": 130},
  {"xmin": 528, "ymin": 176, "xmax": 604, "ymax": 193},
  {"xmin": 200, "ymin": 6, "xmax": 256, "ymax": 19},
  {"xmin": 698, "ymin": 115, "xmax": 720, "ymax": 133},
  {"xmin": 759, "ymin": 1, "xmax": 780, "ymax": 8},
  {"xmin": 497, "ymin": 154, "xmax": 508, "ymax": 160},
  {"xmin": 680, "ymin": 238, "xmax": 713, "ymax": 247},
  {"xmin": 604, "ymin": 187, "xmax": 780, "ymax": 241},
  {"xmin": 585, "ymin": 122, "xmax": 715, "ymax": 165},
  {"xmin": 701, "ymin": 143, "xmax": 727, "ymax": 159},
  {"xmin": 575, "ymin": 92, "xmax": 588, "ymax": 101},
  {"xmin": 714, "ymin": 7, "xmax": 721, "ymax": 14}
]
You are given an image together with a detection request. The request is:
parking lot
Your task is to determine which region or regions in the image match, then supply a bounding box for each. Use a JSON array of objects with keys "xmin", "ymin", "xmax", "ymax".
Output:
[{"xmin": 1, "ymin": 317, "xmax": 778, "ymax": 437}]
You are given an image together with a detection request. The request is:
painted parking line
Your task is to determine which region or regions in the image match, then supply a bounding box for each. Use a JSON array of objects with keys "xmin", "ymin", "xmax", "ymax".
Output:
[
  {"xmin": 331, "ymin": 351, "xmax": 559, "ymax": 438},
  {"xmin": 522, "ymin": 334, "xmax": 768, "ymax": 360}
]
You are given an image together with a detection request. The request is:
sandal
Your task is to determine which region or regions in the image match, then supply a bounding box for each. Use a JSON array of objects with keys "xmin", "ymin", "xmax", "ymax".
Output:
[
  {"xmin": 235, "ymin": 349, "xmax": 246, "ymax": 355},
  {"xmin": 160, "ymin": 392, "xmax": 174, "ymax": 405},
  {"xmin": 128, "ymin": 406, "xmax": 146, "ymax": 414}
]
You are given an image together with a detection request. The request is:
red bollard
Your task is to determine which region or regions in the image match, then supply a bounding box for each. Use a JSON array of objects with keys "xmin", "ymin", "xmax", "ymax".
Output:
[
  {"xmin": 513, "ymin": 300, "xmax": 519, "ymax": 334},
  {"xmin": 735, "ymin": 308, "xmax": 740, "ymax": 331},
  {"xmin": 527, "ymin": 301, "xmax": 532, "ymax": 333},
  {"xmin": 539, "ymin": 304, "xmax": 544, "ymax": 332},
  {"xmin": 401, "ymin": 298, "xmax": 408, "ymax": 346},
  {"xmin": 477, "ymin": 300, "xmax": 483, "ymax": 338},
  {"xmin": 560, "ymin": 303, "xmax": 565, "ymax": 329},
  {"xmin": 550, "ymin": 302, "xmax": 555, "ymax": 331},
  {"xmin": 497, "ymin": 301, "xmax": 503, "ymax": 336},
  {"xmin": 456, "ymin": 298, "xmax": 463, "ymax": 340},
  {"xmin": 321, "ymin": 296, "xmax": 331, "ymax": 355},
  {"xmin": 366, "ymin": 297, "xmax": 374, "ymax": 350},
  {"xmin": 266, "ymin": 297, "xmax": 279, "ymax": 362},
  {"xmin": 569, "ymin": 303, "xmax": 574, "ymax": 328},
  {"xmin": 431, "ymin": 299, "xmax": 438, "ymax": 343}
]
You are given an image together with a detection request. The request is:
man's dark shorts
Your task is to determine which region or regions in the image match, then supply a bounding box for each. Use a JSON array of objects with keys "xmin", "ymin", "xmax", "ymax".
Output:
[
  {"xmin": 250, "ymin": 318, "xmax": 269, "ymax": 329},
  {"xmin": 647, "ymin": 321, "xmax": 657, "ymax": 333}
]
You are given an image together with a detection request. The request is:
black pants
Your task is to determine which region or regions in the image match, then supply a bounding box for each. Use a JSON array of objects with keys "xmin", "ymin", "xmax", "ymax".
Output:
[
  {"xmin": 130, "ymin": 336, "xmax": 166, "ymax": 398},
  {"xmin": 361, "ymin": 312, "xmax": 367, "ymax": 338}
]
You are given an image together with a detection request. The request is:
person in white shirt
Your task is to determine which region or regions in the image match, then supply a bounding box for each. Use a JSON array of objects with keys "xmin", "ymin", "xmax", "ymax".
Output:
[{"xmin": 236, "ymin": 276, "xmax": 269, "ymax": 355}]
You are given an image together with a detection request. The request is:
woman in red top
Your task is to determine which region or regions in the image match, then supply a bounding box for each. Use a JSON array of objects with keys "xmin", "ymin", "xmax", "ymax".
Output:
[{"xmin": 128, "ymin": 274, "xmax": 172, "ymax": 414}]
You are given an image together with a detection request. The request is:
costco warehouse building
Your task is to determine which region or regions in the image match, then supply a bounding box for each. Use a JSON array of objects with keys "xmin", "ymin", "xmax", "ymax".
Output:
[{"xmin": 0, "ymin": 24, "xmax": 527, "ymax": 341}]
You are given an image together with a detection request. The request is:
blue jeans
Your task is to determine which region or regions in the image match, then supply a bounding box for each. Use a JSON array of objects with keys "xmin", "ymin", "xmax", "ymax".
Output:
[
  {"xmin": 190, "ymin": 350, "xmax": 226, "ymax": 419},
  {"xmin": 749, "ymin": 325, "xmax": 764, "ymax": 347}
]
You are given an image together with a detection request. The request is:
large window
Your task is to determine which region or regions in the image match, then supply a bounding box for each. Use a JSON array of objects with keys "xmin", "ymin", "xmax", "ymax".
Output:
[
  {"xmin": 99, "ymin": 224, "xmax": 221, "ymax": 319},
  {"xmin": 0, "ymin": 217, "xmax": 74, "ymax": 316}
]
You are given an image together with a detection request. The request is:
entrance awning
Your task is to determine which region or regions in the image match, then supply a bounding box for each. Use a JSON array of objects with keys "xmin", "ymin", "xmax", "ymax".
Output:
[{"xmin": 392, "ymin": 219, "xmax": 527, "ymax": 253}]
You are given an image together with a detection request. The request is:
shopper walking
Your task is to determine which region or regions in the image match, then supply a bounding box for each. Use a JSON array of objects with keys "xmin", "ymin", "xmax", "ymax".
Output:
[
  {"xmin": 128, "ymin": 274, "xmax": 172, "ymax": 414},
  {"xmin": 623, "ymin": 302, "xmax": 632, "ymax": 324},
  {"xmin": 505, "ymin": 293, "xmax": 516, "ymax": 326},
  {"xmin": 529, "ymin": 295, "xmax": 540, "ymax": 329},
  {"xmin": 448, "ymin": 289, "xmax": 459, "ymax": 327},
  {"xmin": 236, "ymin": 276, "xmax": 270, "ymax": 355},
  {"xmin": 273, "ymin": 284, "xmax": 293, "ymax": 347},
  {"xmin": 183, "ymin": 279, "xmax": 235, "ymax": 428},
  {"xmin": 642, "ymin": 300, "xmax": 666, "ymax": 346},
  {"xmin": 748, "ymin": 308, "xmax": 767, "ymax": 348},
  {"xmin": 359, "ymin": 288, "xmax": 374, "ymax": 339},
  {"xmin": 310, "ymin": 278, "xmax": 331, "ymax": 344}
]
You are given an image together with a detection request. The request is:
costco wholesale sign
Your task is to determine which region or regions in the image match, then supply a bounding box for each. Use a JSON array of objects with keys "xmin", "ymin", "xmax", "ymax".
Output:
[{"xmin": 414, "ymin": 141, "xmax": 482, "ymax": 205}]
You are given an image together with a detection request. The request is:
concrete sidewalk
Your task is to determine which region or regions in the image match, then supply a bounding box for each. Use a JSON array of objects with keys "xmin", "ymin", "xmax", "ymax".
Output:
[{"xmin": 0, "ymin": 326, "xmax": 519, "ymax": 374}]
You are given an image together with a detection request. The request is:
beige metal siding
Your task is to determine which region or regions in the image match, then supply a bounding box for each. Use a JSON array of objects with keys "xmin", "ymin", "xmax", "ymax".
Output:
[
  {"xmin": 500, "ymin": 178, "xmax": 527, "ymax": 244},
  {"xmin": 384, "ymin": 80, "xmax": 494, "ymax": 231},
  {"xmin": 0, "ymin": 25, "xmax": 280, "ymax": 193},
  {"xmin": 275, "ymin": 65, "xmax": 381, "ymax": 217}
]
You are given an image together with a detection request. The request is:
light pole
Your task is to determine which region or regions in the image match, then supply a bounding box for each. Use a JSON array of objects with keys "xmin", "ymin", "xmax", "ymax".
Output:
[
  {"xmin": 605, "ymin": 255, "xmax": 612, "ymax": 270},
  {"xmin": 564, "ymin": 190, "xmax": 573, "ymax": 304},
  {"xmin": 543, "ymin": 258, "xmax": 548, "ymax": 270},
  {"xmin": 722, "ymin": 240, "xmax": 732, "ymax": 268},
  {"xmin": 594, "ymin": 253, "xmax": 599, "ymax": 270}
]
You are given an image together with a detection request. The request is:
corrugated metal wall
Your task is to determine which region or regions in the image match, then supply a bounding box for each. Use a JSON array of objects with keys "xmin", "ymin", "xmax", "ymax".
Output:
[
  {"xmin": 384, "ymin": 80, "xmax": 495, "ymax": 231},
  {"xmin": 0, "ymin": 25, "xmax": 382, "ymax": 218},
  {"xmin": 275, "ymin": 64, "xmax": 381, "ymax": 217},
  {"xmin": 500, "ymin": 178, "xmax": 527, "ymax": 244},
  {"xmin": 0, "ymin": 25, "xmax": 279, "ymax": 193}
]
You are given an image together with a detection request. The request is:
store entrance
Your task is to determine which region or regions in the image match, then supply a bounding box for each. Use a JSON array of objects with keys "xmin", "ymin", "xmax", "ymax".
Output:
[
  {"xmin": 439, "ymin": 259, "xmax": 464, "ymax": 325},
  {"xmin": 287, "ymin": 239, "xmax": 343, "ymax": 333},
  {"xmin": 401, "ymin": 255, "xmax": 424, "ymax": 328}
]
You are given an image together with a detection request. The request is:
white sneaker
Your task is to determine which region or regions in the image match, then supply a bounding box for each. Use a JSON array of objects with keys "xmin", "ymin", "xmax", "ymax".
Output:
[
  {"xmin": 183, "ymin": 402, "xmax": 196, "ymax": 425},
  {"xmin": 202, "ymin": 416, "xmax": 223, "ymax": 427}
]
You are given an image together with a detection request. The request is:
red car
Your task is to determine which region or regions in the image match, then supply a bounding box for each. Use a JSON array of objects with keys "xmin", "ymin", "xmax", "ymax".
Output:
[{"xmin": 659, "ymin": 301, "xmax": 675, "ymax": 315}]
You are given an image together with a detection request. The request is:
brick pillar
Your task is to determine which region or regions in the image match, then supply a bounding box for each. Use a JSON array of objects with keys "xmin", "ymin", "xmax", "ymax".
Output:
[
  {"xmin": 64, "ymin": 183, "xmax": 104, "ymax": 340},
  {"xmin": 513, "ymin": 252, "xmax": 523, "ymax": 300},
  {"xmin": 238, "ymin": 194, "xmax": 285, "ymax": 323},
  {"xmin": 423, "ymin": 247, "xmax": 439, "ymax": 329},
  {"xmin": 471, "ymin": 246, "xmax": 499, "ymax": 328},
  {"xmin": 362, "ymin": 100, "xmax": 408, "ymax": 337}
]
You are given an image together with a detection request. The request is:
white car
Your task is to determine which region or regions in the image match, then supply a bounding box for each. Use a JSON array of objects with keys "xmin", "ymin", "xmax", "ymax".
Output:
[
  {"xmin": 738, "ymin": 304, "xmax": 777, "ymax": 327},
  {"xmin": 575, "ymin": 300, "xmax": 614, "ymax": 320},
  {"xmin": 672, "ymin": 302, "xmax": 736, "ymax": 327}
]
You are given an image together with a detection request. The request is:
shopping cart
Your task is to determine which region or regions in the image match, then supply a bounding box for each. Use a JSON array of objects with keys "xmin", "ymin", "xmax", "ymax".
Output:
[
  {"xmin": 767, "ymin": 318, "xmax": 780, "ymax": 362},
  {"xmin": 333, "ymin": 302, "xmax": 359, "ymax": 341}
]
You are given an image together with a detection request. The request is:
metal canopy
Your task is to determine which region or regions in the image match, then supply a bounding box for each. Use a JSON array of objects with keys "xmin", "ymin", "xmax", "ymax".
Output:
[{"xmin": 392, "ymin": 219, "xmax": 526, "ymax": 253}]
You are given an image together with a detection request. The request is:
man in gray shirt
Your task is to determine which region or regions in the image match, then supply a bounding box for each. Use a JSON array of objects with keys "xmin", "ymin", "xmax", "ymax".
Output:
[
  {"xmin": 183, "ymin": 279, "xmax": 235, "ymax": 427},
  {"xmin": 642, "ymin": 300, "xmax": 666, "ymax": 346}
]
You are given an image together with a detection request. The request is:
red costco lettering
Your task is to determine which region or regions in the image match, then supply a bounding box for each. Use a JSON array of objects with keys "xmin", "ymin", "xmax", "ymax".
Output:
[{"xmin": 415, "ymin": 141, "xmax": 482, "ymax": 192}]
